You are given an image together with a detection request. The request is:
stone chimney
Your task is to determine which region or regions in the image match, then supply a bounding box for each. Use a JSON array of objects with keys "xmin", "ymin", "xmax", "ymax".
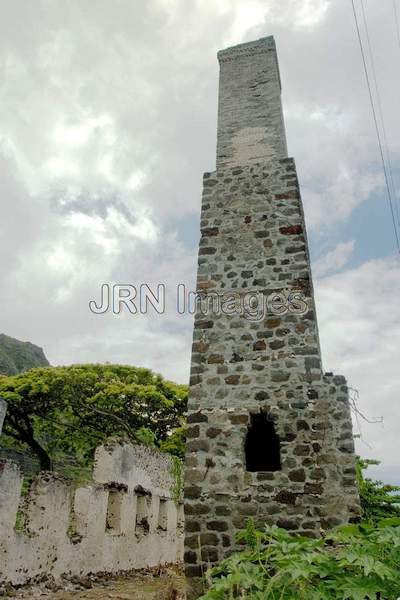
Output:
[
  {"xmin": 184, "ymin": 36, "xmax": 360, "ymax": 597},
  {"xmin": 216, "ymin": 36, "xmax": 288, "ymax": 169}
]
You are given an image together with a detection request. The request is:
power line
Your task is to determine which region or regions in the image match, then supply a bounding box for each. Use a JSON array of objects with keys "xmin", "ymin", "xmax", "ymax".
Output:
[
  {"xmin": 360, "ymin": 0, "xmax": 400, "ymax": 230},
  {"xmin": 391, "ymin": 0, "xmax": 400, "ymax": 227},
  {"xmin": 351, "ymin": 0, "xmax": 400, "ymax": 254}
]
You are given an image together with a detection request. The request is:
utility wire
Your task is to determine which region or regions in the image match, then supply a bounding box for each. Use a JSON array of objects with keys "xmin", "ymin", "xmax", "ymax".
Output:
[
  {"xmin": 393, "ymin": 1, "xmax": 400, "ymax": 225},
  {"xmin": 351, "ymin": 0, "xmax": 400, "ymax": 254},
  {"xmin": 360, "ymin": 0, "xmax": 400, "ymax": 230}
]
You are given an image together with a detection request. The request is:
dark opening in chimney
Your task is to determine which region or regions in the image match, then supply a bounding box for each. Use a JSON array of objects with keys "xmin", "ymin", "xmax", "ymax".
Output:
[{"xmin": 245, "ymin": 413, "xmax": 281, "ymax": 472}]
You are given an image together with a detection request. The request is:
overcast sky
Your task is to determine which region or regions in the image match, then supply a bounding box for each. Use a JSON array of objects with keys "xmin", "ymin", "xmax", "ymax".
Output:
[{"xmin": 1, "ymin": 0, "xmax": 399, "ymax": 483}]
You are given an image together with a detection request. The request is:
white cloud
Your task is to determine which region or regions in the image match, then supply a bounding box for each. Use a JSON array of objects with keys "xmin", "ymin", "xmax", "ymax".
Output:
[
  {"xmin": 267, "ymin": 0, "xmax": 331, "ymax": 29},
  {"xmin": 229, "ymin": 2, "xmax": 269, "ymax": 43},
  {"xmin": 314, "ymin": 240, "xmax": 355, "ymax": 277},
  {"xmin": 315, "ymin": 257, "xmax": 400, "ymax": 482},
  {"xmin": 295, "ymin": 0, "xmax": 331, "ymax": 27},
  {"xmin": 0, "ymin": 0, "xmax": 399, "ymax": 485}
]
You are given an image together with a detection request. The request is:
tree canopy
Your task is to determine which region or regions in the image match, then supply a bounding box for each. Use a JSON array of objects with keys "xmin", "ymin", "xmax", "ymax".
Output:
[
  {"xmin": 357, "ymin": 457, "xmax": 400, "ymax": 522},
  {"xmin": 0, "ymin": 363, "xmax": 187, "ymax": 471}
]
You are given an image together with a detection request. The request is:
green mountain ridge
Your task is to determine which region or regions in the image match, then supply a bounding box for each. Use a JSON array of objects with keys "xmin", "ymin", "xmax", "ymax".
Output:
[{"xmin": 0, "ymin": 333, "xmax": 50, "ymax": 375}]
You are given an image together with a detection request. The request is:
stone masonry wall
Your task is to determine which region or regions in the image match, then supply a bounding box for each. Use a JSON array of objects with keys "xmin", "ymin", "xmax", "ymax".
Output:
[
  {"xmin": 0, "ymin": 439, "xmax": 184, "ymax": 586},
  {"xmin": 185, "ymin": 69, "xmax": 361, "ymax": 584},
  {"xmin": 217, "ymin": 37, "xmax": 288, "ymax": 170}
]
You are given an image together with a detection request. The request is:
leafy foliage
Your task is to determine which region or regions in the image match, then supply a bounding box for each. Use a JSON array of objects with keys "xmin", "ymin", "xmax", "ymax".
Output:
[
  {"xmin": 357, "ymin": 458, "xmax": 400, "ymax": 523},
  {"xmin": 169, "ymin": 454, "xmax": 185, "ymax": 506},
  {"xmin": 200, "ymin": 519, "xmax": 400, "ymax": 600},
  {"xmin": 0, "ymin": 364, "xmax": 187, "ymax": 471},
  {"xmin": 160, "ymin": 425, "xmax": 187, "ymax": 459}
]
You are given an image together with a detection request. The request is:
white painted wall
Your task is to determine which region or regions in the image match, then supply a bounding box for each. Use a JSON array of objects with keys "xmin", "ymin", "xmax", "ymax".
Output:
[{"xmin": 0, "ymin": 440, "xmax": 184, "ymax": 585}]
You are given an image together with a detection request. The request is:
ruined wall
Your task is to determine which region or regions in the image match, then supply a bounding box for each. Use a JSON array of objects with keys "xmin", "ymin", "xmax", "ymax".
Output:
[
  {"xmin": 0, "ymin": 440, "xmax": 184, "ymax": 586},
  {"xmin": 185, "ymin": 36, "xmax": 360, "ymax": 584}
]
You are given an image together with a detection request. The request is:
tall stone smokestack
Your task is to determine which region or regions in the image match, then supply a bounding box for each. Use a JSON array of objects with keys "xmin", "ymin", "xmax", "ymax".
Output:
[
  {"xmin": 216, "ymin": 37, "xmax": 287, "ymax": 168},
  {"xmin": 184, "ymin": 36, "xmax": 360, "ymax": 598}
]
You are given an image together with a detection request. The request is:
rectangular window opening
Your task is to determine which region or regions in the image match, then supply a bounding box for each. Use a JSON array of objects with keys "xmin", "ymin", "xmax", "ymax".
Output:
[
  {"xmin": 245, "ymin": 413, "xmax": 281, "ymax": 472},
  {"xmin": 135, "ymin": 494, "xmax": 150, "ymax": 535},
  {"xmin": 106, "ymin": 489, "xmax": 124, "ymax": 534},
  {"xmin": 157, "ymin": 498, "xmax": 168, "ymax": 532},
  {"xmin": 14, "ymin": 475, "xmax": 30, "ymax": 533}
]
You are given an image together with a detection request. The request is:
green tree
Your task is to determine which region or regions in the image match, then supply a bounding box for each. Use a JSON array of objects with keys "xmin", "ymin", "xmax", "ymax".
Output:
[
  {"xmin": 160, "ymin": 425, "xmax": 186, "ymax": 459},
  {"xmin": 357, "ymin": 457, "xmax": 400, "ymax": 522},
  {"xmin": 0, "ymin": 364, "xmax": 187, "ymax": 471}
]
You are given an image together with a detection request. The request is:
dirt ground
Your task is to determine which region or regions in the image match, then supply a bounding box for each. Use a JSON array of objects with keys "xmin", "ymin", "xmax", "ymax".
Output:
[{"xmin": 2, "ymin": 568, "xmax": 186, "ymax": 600}]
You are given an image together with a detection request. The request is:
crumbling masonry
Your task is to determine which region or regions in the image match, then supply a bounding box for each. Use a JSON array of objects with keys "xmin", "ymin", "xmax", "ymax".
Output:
[
  {"xmin": 0, "ymin": 435, "xmax": 184, "ymax": 586},
  {"xmin": 184, "ymin": 36, "xmax": 360, "ymax": 581}
]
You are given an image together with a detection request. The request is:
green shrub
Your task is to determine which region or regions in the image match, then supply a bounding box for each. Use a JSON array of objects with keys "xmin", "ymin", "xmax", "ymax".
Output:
[
  {"xmin": 357, "ymin": 458, "xmax": 400, "ymax": 523},
  {"xmin": 200, "ymin": 518, "xmax": 400, "ymax": 599}
]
